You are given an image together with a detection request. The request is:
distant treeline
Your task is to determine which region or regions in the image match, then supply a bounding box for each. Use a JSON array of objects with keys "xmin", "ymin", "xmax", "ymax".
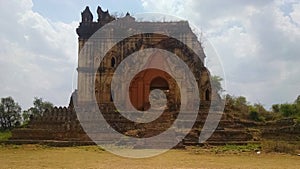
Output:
[
  {"xmin": 224, "ymin": 94, "xmax": 300, "ymax": 123},
  {"xmin": 1, "ymin": 94, "xmax": 300, "ymax": 131},
  {"xmin": 0, "ymin": 97, "xmax": 53, "ymax": 131}
]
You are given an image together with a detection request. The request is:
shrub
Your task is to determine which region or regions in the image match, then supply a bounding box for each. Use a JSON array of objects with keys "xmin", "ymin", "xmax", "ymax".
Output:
[
  {"xmin": 0, "ymin": 131, "xmax": 12, "ymax": 141},
  {"xmin": 262, "ymin": 141, "xmax": 298, "ymax": 154},
  {"xmin": 249, "ymin": 110, "xmax": 260, "ymax": 121}
]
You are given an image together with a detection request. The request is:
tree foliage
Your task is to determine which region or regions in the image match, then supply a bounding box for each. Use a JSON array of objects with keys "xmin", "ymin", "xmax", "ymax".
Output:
[
  {"xmin": 23, "ymin": 97, "xmax": 53, "ymax": 124},
  {"xmin": 0, "ymin": 97, "xmax": 21, "ymax": 131},
  {"xmin": 271, "ymin": 95, "xmax": 300, "ymax": 121},
  {"xmin": 272, "ymin": 104, "xmax": 280, "ymax": 113},
  {"xmin": 225, "ymin": 94, "xmax": 273, "ymax": 122},
  {"xmin": 295, "ymin": 95, "xmax": 300, "ymax": 104},
  {"xmin": 211, "ymin": 75, "xmax": 224, "ymax": 94},
  {"xmin": 248, "ymin": 103, "xmax": 269, "ymax": 122}
]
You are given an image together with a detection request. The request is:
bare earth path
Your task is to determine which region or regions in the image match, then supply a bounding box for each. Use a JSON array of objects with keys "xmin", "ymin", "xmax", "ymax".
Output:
[{"xmin": 0, "ymin": 145, "xmax": 299, "ymax": 169}]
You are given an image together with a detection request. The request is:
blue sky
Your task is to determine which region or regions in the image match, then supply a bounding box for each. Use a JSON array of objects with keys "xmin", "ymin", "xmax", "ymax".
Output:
[
  {"xmin": 0, "ymin": 0, "xmax": 300, "ymax": 110},
  {"xmin": 32, "ymin": 0, "xmax": 144, "ymax": 22}
]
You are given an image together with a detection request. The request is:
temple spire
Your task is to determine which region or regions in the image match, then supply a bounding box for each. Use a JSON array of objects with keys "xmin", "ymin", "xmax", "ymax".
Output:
[
  {"xmin": 81, "ymin": 6, "xmax": 93, "ymax": 23},
  {"xmin": 97, "ymin": 6, "xmax": 114, "ymax": 23}
]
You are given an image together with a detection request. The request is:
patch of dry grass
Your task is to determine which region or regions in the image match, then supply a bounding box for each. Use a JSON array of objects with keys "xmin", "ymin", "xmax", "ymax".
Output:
[
  {"xmin": 262, "ymin": 140, "xmax": 300, "ymax": 154},
  {"xmin": 0, "ymin": 144, "xmax": 299, "ymax": 169}
]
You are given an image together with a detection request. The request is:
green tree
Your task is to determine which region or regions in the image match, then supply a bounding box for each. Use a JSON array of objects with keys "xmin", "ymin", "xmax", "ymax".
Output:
[
  {"xmin": 294, "ymin": 96, "xmax": 300, "ymax": 116},
  {"xmin": 272, "ymin": 104, "xmax": 280, "ymax": 113},
  {"xmin": 279, "ymin": 103, "xmax": 297, "ymax": 117},
  {"xmin": 235, "ymin": 96, "xmax": 247, "ymax": 106},
  {"xmin": 253, "ymin": 103, "xmax": 268, "ymax": 114},
  {"xmin": 249, "ymin": 107, "xmax": 260, "ymax": 121},
  {"xmin": 211, "ymin": 75, "xmax": 224, "ymax": 94},
  {"xmin": 224, "ymin": 94, "xmax": 250, "ymax": 119},
  {"xmin": 294, "ymin": 95, "xmax": 300, "ymax": 105},
  {"xmin": 248, "ymin": 103, "xmax": 269, "ymax": 122},
  {"xmin": 22, "ymin": 97, "xmax": 53, "ymax": 124},
  {"xmin": 0, "ymin": 97, "xmax": 22, "ymax": 131},
  {"xmin": 234, "ymin": 96, "xmax": 249, "ymax": 115},
  {"xmin": 269, "ymin": 95, "xmax": 300, "ymax": 121},
  {"xmin": 225, "ymin": 94, "xmax": 235, "ymax": 110}
]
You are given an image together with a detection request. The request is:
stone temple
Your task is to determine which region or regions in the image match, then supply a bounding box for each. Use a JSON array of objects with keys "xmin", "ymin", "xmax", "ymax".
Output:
[{"xmin": 11, "ymin": 6, "xmax": 256, "ymax": 147}]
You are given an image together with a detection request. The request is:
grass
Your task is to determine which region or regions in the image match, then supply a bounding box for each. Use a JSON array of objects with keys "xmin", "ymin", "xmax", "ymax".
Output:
[
  {"xmin": 1, "ymin": 144, "xmax": 300, "ymax": 169},
  {"xmin": 0, "ymin": 131, "xmax": 12, "ymax": 141},
  {"xmin": 211, "ymin": 144, "xmax": 261, "ymax": 154},
  {"xmin": 187, "ymin": 144, "xmax": 261, "ymax": 155},
  {"xmin": 205, "ymin": 142, "xmax": 300, "ymax": 155},
  {"xmin": 262, "ymin": 140, "xmax": 300, "ymax": 154}
]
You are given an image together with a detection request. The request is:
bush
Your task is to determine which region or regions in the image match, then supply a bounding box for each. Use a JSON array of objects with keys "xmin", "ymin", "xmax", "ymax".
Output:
[
  {"xmin": 248, "ymin": 105, "xmax": 269, "ymax": 122},
  {"xmin": 262, "ymin": 141, "xmax": 298, "ymax": 154},
  {"xmin": 0, "ymin": 131, "xmax": 12, "ymax": 141},
  {"xmin": 249, "ymin": 110, "xmax": 260, "ymax": 121},
  {"xmin": 280, "ymin": 104, "xmax": 298, "ymax": 117}
]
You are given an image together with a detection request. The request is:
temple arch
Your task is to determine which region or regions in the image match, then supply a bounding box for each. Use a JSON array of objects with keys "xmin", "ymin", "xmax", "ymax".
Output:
[{"xmin": 150, "ymin": 77, "xmax": 169, "ymax": 90}]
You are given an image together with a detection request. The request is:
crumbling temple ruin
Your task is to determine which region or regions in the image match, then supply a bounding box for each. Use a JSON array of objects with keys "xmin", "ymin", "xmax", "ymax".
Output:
[{"xmin": 12, "ymin": 6, "xmax": 284, "ymax": 147}]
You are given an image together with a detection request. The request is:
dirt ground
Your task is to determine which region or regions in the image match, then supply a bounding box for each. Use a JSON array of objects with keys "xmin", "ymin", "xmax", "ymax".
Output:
[{"xmin": 0, "ymin": 145, "xmax": 299, "ymax": 169}]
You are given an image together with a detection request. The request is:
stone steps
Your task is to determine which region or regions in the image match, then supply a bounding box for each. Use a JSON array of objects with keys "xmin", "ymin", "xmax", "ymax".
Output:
[{"xmin": 11, "ymin": 105, "xmax": 256, "ymax": 147}]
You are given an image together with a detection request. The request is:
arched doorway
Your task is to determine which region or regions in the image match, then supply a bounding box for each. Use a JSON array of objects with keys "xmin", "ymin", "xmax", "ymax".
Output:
[
  {"xmin": 129, "ymin": 69, "xmax": 177, "ymax": 111},
  {"xmin": 147, "ymin": 77, "xmax": 170, "ymax": 110},
  {"xmin": 150, "ymin": 77, "xmax": 169, "ymax": 90}
]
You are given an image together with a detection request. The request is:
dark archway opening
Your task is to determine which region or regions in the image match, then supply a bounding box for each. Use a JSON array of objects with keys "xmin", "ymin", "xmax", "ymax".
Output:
[
  {"xmin": 111, "ymin": 57, "xmax": 116, "ymax": 67},
  {"xmin": 150, "ymin": 77, "xmax": 169, "ymax": 90},
  {"xmin": 205, "ymin": 89, "xmax": 210, "ymax": 101}
]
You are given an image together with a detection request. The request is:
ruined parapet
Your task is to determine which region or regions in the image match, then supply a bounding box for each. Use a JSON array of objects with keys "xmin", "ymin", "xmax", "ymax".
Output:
[{"xmin": 11, "ymin": 106, "xmax": 90, "ymax": 141}]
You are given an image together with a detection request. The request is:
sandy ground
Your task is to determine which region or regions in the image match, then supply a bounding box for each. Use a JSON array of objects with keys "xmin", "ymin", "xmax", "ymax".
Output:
[{"xmin": 0, "ymin": 145, "xmax": 299, "ymax": 169}]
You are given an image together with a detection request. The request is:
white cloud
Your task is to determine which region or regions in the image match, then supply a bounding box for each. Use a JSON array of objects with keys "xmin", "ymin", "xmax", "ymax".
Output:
[
  {"xmin": 1, "ymin": 0, "xmax": 299, "ymax": 110},
  {"xmin": 291, "ymin": 3, "xmax": 300, "ymax": 25},
  {"xmin": 0, "ymin": 0, "xmax": 78, "ymax": 109},
  {"xmin": 141, "ymin": 0, "xmax": 300, "ymax": 108}
]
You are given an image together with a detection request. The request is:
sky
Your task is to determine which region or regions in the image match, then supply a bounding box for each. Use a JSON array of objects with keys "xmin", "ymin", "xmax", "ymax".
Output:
[{"xmin": 0, "ymin": 0, "xmax": 299, "ymax": 110}]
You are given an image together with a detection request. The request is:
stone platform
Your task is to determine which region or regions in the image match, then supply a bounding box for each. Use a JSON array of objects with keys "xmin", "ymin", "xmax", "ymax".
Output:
[
  {"xmin": 11, "ymin": 106, "xmax": 91, "ymax": 142},
  {"xmin": 10, "ymin": 103, "xmax": 258, "ymax": 148}
]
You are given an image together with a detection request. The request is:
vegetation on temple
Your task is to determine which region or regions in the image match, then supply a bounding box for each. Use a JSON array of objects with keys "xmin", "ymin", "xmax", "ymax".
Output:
[
  {"xmin": 22, "ymin": 97, "xmax": 54, "ymax": 125},
  {"xmin": 224, "ymin": 94, "xmax": 300, "ymax": 123},
  {"xmin": 272, "ymin": 95, "xmax": 300, "ymax": 120},
  {"xmin": 211, "ymin": 75, "xmax": 300, "ymax": 123},
  {"xmin": 0, "ymin": 93, "xmax": 299, "ymax": 132},
  {"xmin": 0, "ymin": 76, "xmax": 299, "ymax": 135}
]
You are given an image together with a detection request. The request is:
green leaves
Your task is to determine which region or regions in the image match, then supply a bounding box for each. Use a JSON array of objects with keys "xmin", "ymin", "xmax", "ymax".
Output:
[
  {"xmin": 211, "ymin": 75, "xmax": 224, "ymax": 94},
  {"xmin": 0, "ymin": 97, "xmax": 22, "ymax": 131},
  {"xmin": 271, "ymin": 97, "xmax": 300, "ymax": 119},
  {"xmin": 22, "ymin": 97, "xmax": 54, "ymax": 124}
]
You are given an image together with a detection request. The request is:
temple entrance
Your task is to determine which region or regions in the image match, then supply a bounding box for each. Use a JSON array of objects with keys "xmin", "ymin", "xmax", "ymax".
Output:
[
  {"xmin": 150, "ymin": 77, "xmax": 169, "ymax": 90},
  {"xmin": 129, "ymin": 69, "xmax": 177, "ymax": 111},
  {"xmin": 148, "ymin": 77, "xmax": 169, "ymax": 111}
]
